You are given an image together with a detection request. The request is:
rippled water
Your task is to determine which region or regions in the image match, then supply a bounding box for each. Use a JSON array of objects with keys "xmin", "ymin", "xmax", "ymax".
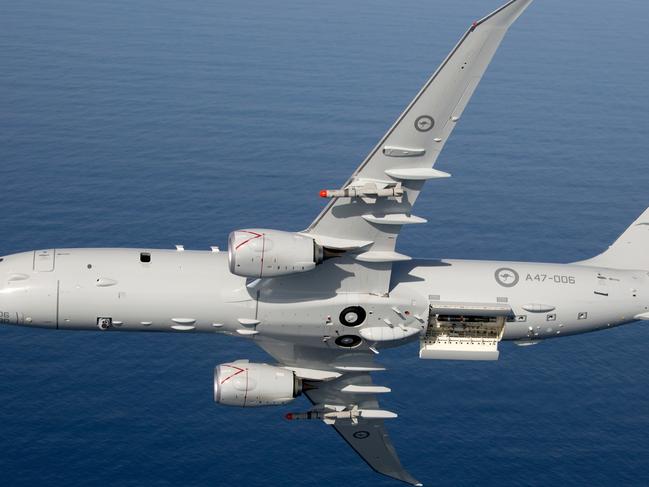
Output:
[{"xmin": 1, "ymin": 1, "xmax": 648, "ymax": 486}]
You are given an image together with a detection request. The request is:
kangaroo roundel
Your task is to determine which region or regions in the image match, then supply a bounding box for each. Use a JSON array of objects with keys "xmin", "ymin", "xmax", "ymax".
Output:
[{"xmin": 495, "ymin": 267, "xmax": 520, "ymax": 287}]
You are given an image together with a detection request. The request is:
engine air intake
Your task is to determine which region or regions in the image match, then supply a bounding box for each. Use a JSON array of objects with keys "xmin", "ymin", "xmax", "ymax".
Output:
[
  {"xmin": 214, "ymin": 361, "xmax": 301, "ymax": 407},
  {"xmin": 228, "ymin": 229, "xmax": 323, "ymax": 278}
]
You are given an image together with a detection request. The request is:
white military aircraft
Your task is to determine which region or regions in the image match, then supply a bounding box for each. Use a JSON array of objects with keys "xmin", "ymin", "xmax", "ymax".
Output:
[{"xmin": 2, "ymin": 0, "xmax": 648, "ymax": 484}]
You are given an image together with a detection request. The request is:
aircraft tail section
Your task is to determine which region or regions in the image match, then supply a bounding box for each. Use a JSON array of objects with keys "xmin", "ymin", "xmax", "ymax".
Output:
[{"xmin": 579, "ymin": 207, "xmax": 649, "ymax": 270}]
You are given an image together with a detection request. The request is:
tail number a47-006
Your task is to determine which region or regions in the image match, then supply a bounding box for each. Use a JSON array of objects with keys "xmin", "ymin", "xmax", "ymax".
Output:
[{"xmin": 526, "ymin": 274, "xmax": 576, "ymax": 284}]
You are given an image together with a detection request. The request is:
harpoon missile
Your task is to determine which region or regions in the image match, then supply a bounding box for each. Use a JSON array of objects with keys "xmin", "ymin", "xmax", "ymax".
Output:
[
  {"xmin": 319, "ymin": 181, "xmax": 403, "ymax": 199},
  {"xmin": 285, "ymin": 406, "xmax": 397, "ymax": 425}
]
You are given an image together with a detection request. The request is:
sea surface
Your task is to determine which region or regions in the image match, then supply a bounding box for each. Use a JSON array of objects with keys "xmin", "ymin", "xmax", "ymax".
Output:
[{"xmin": 1, "ymin": 0, "xmax": 648, "ymax": 486}]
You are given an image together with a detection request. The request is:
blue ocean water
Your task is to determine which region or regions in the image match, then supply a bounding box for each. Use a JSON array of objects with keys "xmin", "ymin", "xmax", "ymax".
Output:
[{"xmin": 1, "ymin": 0, "xmax": 648, "ymax": 485}]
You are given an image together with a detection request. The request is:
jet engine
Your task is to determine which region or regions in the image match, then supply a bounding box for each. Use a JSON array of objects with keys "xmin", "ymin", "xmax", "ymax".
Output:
[
  {"xmin": 214, "ymin": 361, "xmax": 302, "ymax": 407},
  {"xmin": 228, "ymin": 229, "xmax": 323, "ymax": 278}
]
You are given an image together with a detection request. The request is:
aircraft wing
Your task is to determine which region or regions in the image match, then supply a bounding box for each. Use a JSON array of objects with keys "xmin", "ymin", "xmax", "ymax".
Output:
[
  {"xmin": 304, "ymin": 373, "xmax": 421, "ymax": 485},
  {"xmin": 304, "ymin": 0, "xmax": 533, "ymax": 293},
  {"xmin": 305, "ymin": 373, "xmax": 421, "ymax": 486},
  {"xmin": 256, "ymin": 337, "xmax": 420, "ymax": 485},
  {"xmin": 330, "ymin": 416, "xmax": 420, "ymax": 486}
]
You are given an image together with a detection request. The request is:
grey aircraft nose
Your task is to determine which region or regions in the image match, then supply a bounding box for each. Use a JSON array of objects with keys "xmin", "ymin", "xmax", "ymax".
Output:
[{"xmin": 0, "ymin": 250, "xmax": 58, "ymax": 329}]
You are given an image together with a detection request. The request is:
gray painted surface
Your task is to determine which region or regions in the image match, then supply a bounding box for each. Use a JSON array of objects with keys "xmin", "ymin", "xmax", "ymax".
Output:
[{"xmin": 3, "ymin": 0, "xmax": 648, "ymax": 485}]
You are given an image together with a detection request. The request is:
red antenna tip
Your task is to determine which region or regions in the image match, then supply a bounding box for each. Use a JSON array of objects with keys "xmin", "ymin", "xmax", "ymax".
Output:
[
  {"xmin": 285, "ymin": 413, "xmax": 293, "ymax": 420},
  {"xmin": 319, "ymin": 190, "xmax": 328, "ymax": 198}
]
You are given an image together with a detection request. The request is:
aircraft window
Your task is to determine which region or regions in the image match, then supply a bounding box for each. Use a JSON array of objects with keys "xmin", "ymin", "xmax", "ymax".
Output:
[
  {"xmin": 140, "ymin": 252, "xmax": 151, "ymax": 263},
  {"xmin": 578, "ymin": 312, "xmax": 588, "ymax": 320},
  {"xmin": 547, "ymin": 314, "xmax": 556, "ymax": 321},
  {"xmin": 515, "ymin": 315, "xmax": 527, "ymax": 322}
]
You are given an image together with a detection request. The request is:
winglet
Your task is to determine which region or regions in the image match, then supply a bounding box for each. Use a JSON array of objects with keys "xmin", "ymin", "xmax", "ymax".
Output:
[{"xmin": 474, "ymin": 0, "xmax": 533, "ymax": 30}]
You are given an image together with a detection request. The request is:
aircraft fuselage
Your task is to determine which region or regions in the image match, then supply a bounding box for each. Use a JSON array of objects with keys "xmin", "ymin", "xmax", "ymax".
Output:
[{"xmin": 1, "ymin": 248, "xmax": 645, "ymax": 346}]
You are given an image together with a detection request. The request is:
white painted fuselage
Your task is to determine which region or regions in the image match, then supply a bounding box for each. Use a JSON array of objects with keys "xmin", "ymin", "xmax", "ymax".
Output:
[{"xmin": 1, "ymin": 248, "xmax": 646, "ymax": 346}]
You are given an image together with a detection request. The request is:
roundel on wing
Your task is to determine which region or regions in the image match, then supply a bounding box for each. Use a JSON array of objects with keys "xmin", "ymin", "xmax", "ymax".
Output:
[{"xmin": 414, "ymin": 115, "xmax": 435, "ymax": 132}]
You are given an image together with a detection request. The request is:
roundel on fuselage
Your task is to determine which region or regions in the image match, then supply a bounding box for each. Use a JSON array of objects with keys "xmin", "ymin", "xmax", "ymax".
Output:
[{"xmin": 494, "ymin": 267, "xmax": 519, "ymax": 287}]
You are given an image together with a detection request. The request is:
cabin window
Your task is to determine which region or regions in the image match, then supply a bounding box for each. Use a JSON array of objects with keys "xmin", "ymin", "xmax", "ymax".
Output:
[
  {"xmin": 578, "ymin": 312, "xmax": 588, "ymax": 320},
  {"xmin": 547, "ymin": 314, "xmax": 556, "ymax": 321},
  {"xmin": 140, "ymin": 252, "xmax": 151, "ymax": 263}
]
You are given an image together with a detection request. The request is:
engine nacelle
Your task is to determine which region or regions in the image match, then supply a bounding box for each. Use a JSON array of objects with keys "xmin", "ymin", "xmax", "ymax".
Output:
[
  {"xmin": 214, "ymin": 361, "xmax": 301, "ymax": 407},
  {"xmin": 228, "ymin": 229, "xmax": 323, "ymax": 278}
]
